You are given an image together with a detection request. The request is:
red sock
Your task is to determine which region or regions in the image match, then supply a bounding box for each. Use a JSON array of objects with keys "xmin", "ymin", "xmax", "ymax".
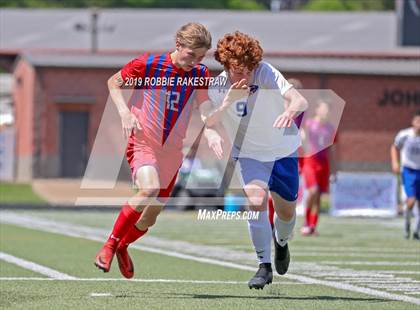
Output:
[
  {"xmin": 107, "ymin": 203, "xmax": 142, "ymax": 246},
  {"xmin": 119, "ymin": 225, "xmax": 148, "ymax": 248},
  {"xmin": 304, "ymin": 207, "xmax": 311, "ymax": 227},
  {"xmin": 309, "ymin": 212, "xmax": 319, "ymax": 229}
]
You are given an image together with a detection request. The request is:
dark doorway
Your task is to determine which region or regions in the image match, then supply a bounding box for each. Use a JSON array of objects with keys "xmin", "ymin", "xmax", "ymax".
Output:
[{"xmin": 59, "ymin": 111, "xmax": 89, "ymax": 177}]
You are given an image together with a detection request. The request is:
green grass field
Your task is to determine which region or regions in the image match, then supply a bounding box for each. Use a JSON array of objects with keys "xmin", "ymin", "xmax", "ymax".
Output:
[
  {"xmin": 0, "ymin": 183, "xmax": 46, "ymax": 205},
  {"xmin": 0, "ymin": 209, "xmax": 419, "ymax": 309}
]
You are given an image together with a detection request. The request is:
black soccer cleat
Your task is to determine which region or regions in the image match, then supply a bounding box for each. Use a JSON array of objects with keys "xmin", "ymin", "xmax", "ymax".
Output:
[
  {"xmin": 274, "ymin": 238, "xmax": 290, "ymax": 275},
  {"xmin": 413, "ymin": 232, "xmax": 420, "ymax": 240},
  {"xmin": 248, "ymin": 263, "xmax": 273, "ymax": 290}
]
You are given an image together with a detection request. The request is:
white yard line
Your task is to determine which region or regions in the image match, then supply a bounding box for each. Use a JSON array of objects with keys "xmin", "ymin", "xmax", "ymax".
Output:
[
  {"xmin": 369, "ymin": 284, "xmax": 420, "ymax": 290},
  {"xmin": 283, "ymin": 246, "xmax": 420, "ymax": 254},
  {"xmin": 90, "ymin": 293, "xmax": 112, "ymax": 297},
  {"xmin": 0, "ymin": 252, "xmax": 75, "ymax": 280},
  {"xmin": 282, "ymin": 274, "xmax": 420, "ymax": 305},
  {"xmin": 342, "ymin": 279, "xmax": 420, "ymax": 284},
  {"xmin": 375, "ymin": 271, "xmax": 420, "ymax": 275},
  {"xmin": 319, "ymin": 261, "xmax": 420, "ymax": 266},
  {"xmin": 292, "ymin": 252, "xmax": 419, "ymax": 259},
  {"xmin": 0, "ymin": 277, "xmax": 302, "ymax": 285},
  {"xmin": 1, "ymin": 211, "xmax": 420, "ymax": 305}
]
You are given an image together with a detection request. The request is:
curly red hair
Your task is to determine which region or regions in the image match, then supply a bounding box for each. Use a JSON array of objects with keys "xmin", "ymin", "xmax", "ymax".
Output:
[{"xmin": 214, "ymin": 31, "xmax": 263, "ymax": 71}]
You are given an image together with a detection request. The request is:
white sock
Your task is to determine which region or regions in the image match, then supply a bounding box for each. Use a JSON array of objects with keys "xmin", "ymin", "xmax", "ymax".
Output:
[
  {"xmin": 274, "ymin": 211, "xmax": 296, "ymax": 247},
  {"xmin": 414, "ymin": 202, "xmax": 420, "ymax": 234},
  {"xmin": 247, "ymin": 210, "xmax": 272, "ymax": 264}
]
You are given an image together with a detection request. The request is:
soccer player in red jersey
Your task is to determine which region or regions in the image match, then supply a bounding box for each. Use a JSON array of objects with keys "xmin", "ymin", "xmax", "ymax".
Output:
[
  {"xmin": 94, "ymin": 23, "xmax": 215, "ymax": 278},
  {"xmin": 300, "ymin": 100, "xmax": 337, "ymax": 236}
]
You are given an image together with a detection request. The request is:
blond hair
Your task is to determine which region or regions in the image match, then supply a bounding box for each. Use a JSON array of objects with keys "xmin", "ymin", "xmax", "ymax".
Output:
[{"xmin": 175, "ymin": 22, "xmax": 212, "ymax": 49}]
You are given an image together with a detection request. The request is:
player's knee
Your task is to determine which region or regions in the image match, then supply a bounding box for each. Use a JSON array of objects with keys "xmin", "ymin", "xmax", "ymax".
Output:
[
  {"xmin": 138, "ymin": 187, "xmax": 160, "ymax": 198},
  {"xmin": 407, "ymin": 198, "xmax": 416, "ymax": 209},
  {"xmin": 308, "ymin": 187, "xmax": 320, "ymax": 196},
  {"xmin": 277, "ymin": 205, "xmax": 296, "ymax": 221},
  {"xmin": 280, "ymin": 211, "xmax": 295, "ymax": 221},
  {"xmin": 245, "ymin": 189, "xmax": 266, "ymax": 210}
]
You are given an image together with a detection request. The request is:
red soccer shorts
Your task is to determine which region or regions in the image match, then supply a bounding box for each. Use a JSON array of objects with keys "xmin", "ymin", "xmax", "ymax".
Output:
[
  {"xmin": 302, "ymin": 162, "xmax": 330, "ymax": 193},
  {"xmin": 126, "ymin": 131, "xmax": 183, "ymax": 200}
]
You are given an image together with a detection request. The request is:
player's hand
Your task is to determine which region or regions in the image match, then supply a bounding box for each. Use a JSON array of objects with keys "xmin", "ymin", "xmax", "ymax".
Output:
[
  {"xmin": 120, "ymin": 110, "xmax": 141, "ymax": 139},
  {"xmin": 273, "ymin": 109, "xmax": 298, "ymax": 128},
  {"xmin": 391, "ymin": 162, "xmax": 400, "ymax": 174},
  {"xmin": 208, "ymin": 135, "xmax": 224, "ymax": 160},
  {"xmin": 330, "ymin": 173, "xmax": 337, "ymax": 184},
  {"xmin": 222, "ymin": 79, "xmax": 249, "ymax": 108}
]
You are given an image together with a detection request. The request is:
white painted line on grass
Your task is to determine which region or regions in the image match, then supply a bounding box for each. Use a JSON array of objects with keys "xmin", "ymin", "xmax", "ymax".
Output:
[
  {"xmin": 325, "ymin": 275, "xmax": 395, "ymax": 280},
  {"xmin": 368, "ymin": 284, "xmax": 420, "ymax": 289},
  {"xmin": 287, "ymin": 246, "xmax": 420, "ymax": 254},
  {"xmin": 384, "ymin": 287, "xmax": 420, "ymax": 292},
  {"xmin": 90, "ymin": 293, "xmax": 112, "ymax": 297},
  {"xmin": 300, "ymin": 269, "xmax": 420, "ymax": 278},
  {"xmin": 319, "ymin": 261, "xmax": 420, "ymax": 266},
  {"xmin": 370, "ymin": 271, "xmax": 420, "ymax": 275},
  {"xmin": 343, "ymin": 279, "xmax": 420, "ymax": 284},
  {"xmin": 1, "ymin": 212, "xmax": 420, "ymax": 305},
  {"xmin": 292, "ymin": 252, "xmax": 419, "ymax": 259},
  {"xmin": 282, "ymin": 273, "xmax": 420, "ymax": 305},
  {"xmin": 0, "ymin": 252, "xmax": 76, "ymax": 280},
  {"xmin": 0, "ymin": 277, "xmax": 303, "ymax": 285}
]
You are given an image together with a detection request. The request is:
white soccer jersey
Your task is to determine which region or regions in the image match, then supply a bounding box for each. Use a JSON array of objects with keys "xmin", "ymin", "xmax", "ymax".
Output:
[
  {"xmin": 394, "ymin": 127, "xmax": 420, "ymax": 170},
  {"xmin": 208, "ymin": 61, "xmax": 301, "ymax": 161}
]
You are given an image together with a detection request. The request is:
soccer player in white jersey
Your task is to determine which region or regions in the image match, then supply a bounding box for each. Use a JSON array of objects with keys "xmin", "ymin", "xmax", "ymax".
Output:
[
  {"xmin": 391, "ymin": 110, "xmax": 420, "ymax": 240},
  {"xmin": 201, "ymin": 31, "xmax": 307, "ymax": 289}
]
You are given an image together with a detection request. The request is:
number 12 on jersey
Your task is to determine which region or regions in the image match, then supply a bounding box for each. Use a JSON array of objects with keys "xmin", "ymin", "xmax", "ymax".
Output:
[{"xmin": 166, "ymin": 91, "xmax": 180, "ymax": 112}]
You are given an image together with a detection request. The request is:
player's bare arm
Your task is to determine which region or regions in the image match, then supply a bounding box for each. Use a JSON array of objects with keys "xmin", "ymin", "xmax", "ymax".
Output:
[
  {"xmin": 390, "ymin": 144, "xmax": 401, "ymax": 174},
  {"xmin": 107, "ymin": 70, "xmax": 141, "ymax": 139},
  {"xmin": 198, "ymin": 102, "xmax": 225, "ymax": 159},
  {"xmin": 273, "ymin": 87, "xmax": 308, "ymax": 128},
  {"xmin": 203, "ymin": 124, "xmax": 225, "ymax": 160},
  {"xmin": 200, "ymin": 79, "xmax": 248, "ymax": 127}
]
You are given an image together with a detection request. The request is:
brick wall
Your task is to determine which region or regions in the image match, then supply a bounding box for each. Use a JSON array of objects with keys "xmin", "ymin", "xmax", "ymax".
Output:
[{"xmin": 13, "ymin": 61, "xmax": 420, "ymax": 178}]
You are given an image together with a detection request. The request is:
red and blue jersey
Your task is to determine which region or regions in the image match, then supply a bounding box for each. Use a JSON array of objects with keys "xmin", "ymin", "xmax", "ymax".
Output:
[{"xmin": 121, "ymin": 52, "xmax": 210, "ymax": 150}]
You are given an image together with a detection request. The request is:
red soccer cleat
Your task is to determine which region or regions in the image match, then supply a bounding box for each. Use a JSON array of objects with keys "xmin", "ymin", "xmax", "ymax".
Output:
[
  {"xmin": 94, "ymin": 241, "xmax": 117, "ymax": 272},
  {"xmin": 116, "ymin": 245, "xmax": 134, "ymax": 279}
]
